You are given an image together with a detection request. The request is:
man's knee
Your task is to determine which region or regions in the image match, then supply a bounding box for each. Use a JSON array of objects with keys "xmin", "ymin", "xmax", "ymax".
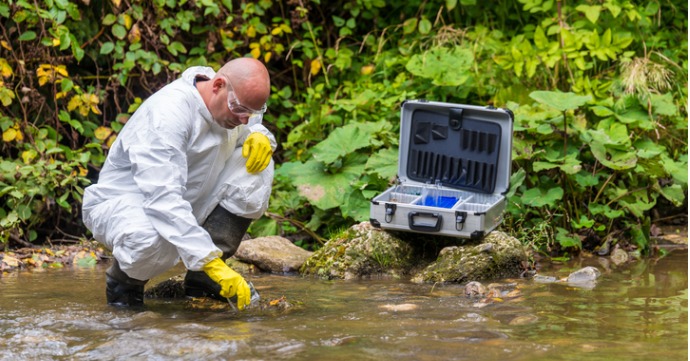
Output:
[
  {"xmin": 202, "ymin": 206, "xmax": 252, "ymax": 259},
  {"xmin": 112, "ymin": 228, "xmax": 178, "ymax": 281}
]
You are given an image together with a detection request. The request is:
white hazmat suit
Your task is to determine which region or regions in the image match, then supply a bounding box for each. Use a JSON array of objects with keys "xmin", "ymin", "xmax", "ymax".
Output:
[{"xmin": 82, "ymin": 66, "xmax": 275, "ymax": 281}]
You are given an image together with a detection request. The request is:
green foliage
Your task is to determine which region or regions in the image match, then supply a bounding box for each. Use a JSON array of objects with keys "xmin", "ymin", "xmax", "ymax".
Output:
[{"xmin": 0, "ymin": 0, "xmax": 686, "ymax": 258}]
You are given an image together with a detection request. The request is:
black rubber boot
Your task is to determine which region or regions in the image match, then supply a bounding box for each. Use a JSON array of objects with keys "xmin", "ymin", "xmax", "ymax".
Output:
[
  {"xmin": 183, "ymin": 206, "xmax": 252, "ymax": 300},
  {"xmin": 105, "ymin": 260, "xmax": 147, "ymax": 307}
]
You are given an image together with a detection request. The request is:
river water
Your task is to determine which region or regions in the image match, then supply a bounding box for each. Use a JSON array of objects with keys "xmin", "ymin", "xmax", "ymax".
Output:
[{"xmin": 0, "ymin": 249, "xmax": 687, "ymax": 361}]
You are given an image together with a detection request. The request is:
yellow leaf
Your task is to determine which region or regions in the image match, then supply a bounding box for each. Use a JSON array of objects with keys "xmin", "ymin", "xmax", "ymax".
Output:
[
  {"xmin": 271, "ymin": 27, "xmax": 282, "ymax": 36},
  {"xmin": 14, "ymin": 127, "xmax": 23, "ymax": 141},
  {"xmin": 0, "ymin": 58, "xmax": 13, "ymax": 78},
  {"xmin": 122, "ymin": 14, "xmax": 133, "ymax": 30},
  {"xmin": 247, "ymin": 25, "xmax": 256, "ymax": 38},
  {"xmin": 106, "ymin": 134, "xmax": 117, "ymax": 148},
  {"xmin": 249, "ymin": 42, "xmax": 260, "ymax": 49},
  {"xmin": 111, "ymin": 0, "xmax": 121, "ymax": 7},
  {"xmin": 90, "ymin": 104, "xmax": 102, "ymax": 115},
  {"xmin": 310, "ymin": 59, "xmax": 321, "ymax": 76},
  {"xmin": 2, "ymin": 128, "xmax": 16, "ymax": 142},
  {"xmin": 21, "ymin": 149, "xmax": 37, "ymax": 164},
  {"xmin": 264, "ymin": 51, "xmax": 272, "ymax": 63},
  {"xmin": 79, "ymin": 166, "xmax": 88, "ymax": 176},
  {"xmin": 89, "ymin": 93, "xmax": 99, "ymax": 104},
  {"xmin": 1, "ymin": 40, "xmax": 11, "ymax": 51},
  {"xmin": 52, "ymin": 38, "xmax": 60, "ymax": 47},
  {"xmin": 94, "ymin": 126, "xmax": 112, "ymax": 140},
  {"xmin": 67, "ymin": 96, "xmax": 80, "ymax": 111},
  {"xmin": 55, "ymin": 91, "xmax": 68, "ymax": 100},
  {"xmin": 250, "ymin": 47, "xmax": 261, "ymax": 59},
  {"xmin": 280, "ymin": 24, "xmax": 292, "ymax": 34},
  {"xmin": 55, "ymin": 65, "xmax": 68, "ymax": 77},
  {"xmin": 360, "ymin": 64, "xmax": 375, "ymax": 75},
  {"xmin": 128, "ymin": 24, "xmax": 141, "ymax": 43}
]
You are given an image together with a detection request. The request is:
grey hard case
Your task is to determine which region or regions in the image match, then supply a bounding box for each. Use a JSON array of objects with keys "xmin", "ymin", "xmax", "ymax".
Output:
[{"xmin": 369, "ymin": 100, "xmax": 514, "ymax": 239}]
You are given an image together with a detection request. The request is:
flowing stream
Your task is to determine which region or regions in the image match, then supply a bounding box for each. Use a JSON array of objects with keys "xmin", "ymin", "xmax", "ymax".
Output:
[{"xmin": 0, "ymin": 249, "xmax": 686, "ymax": 361}]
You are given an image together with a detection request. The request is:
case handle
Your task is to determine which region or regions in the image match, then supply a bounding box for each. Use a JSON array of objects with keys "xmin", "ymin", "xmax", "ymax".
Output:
[{"xmin": 408, "ymin": 212, "xmax": 442, "ymax": 232}]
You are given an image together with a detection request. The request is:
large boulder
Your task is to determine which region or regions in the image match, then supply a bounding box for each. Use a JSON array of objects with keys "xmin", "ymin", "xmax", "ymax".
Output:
[
  {"xmin": 234, "ymin": 235, "xmax": 313, "ymax": 273},
  {"xmin": 300, "ymin": 222, "xmax": 415, "ymax": 279},
  {"xmin": 410, "ymin": 231, "xmax": 528, "ymax": 283}
]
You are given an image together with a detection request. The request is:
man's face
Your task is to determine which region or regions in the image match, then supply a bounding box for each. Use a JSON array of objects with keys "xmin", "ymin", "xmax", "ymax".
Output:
[{"xmin": 211, "ymin": 78, "xmax": 266, "ymax": 129}]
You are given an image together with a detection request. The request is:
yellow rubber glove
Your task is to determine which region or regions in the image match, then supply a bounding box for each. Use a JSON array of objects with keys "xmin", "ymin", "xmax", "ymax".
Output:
[
  {"xmin": 242, "ymin": 132, "xmax": 273, "ymax": 173},
  {"xmin": 202, "ymin": 258, "xmax": 251, "ymax": 310}
]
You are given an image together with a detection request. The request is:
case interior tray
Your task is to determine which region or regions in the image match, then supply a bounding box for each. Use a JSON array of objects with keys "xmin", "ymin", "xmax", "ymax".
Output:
[
  {"xmin": 406, "ymin": 109, "xmax": 502, "ymax": 193},
  {"xmin": 385, "ymin": 185, "xmax": 502, "ymax": 214}
]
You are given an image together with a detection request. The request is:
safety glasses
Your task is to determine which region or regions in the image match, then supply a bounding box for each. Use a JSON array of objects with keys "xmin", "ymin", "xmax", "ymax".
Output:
[{"xmin": 226, "ymin": 78, "xmax": 267, "ymax": 117}]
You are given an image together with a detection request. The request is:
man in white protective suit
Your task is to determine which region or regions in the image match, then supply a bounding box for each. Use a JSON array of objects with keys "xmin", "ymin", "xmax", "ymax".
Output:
[{"xmin": 82, "ymin": 58, "xmax": 274, "ymax": 310}]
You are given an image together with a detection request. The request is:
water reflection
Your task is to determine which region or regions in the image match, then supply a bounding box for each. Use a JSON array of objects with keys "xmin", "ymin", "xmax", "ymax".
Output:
[{"xmin": 0, "ymin": 250, "xmax": 686, "ymax": 361}]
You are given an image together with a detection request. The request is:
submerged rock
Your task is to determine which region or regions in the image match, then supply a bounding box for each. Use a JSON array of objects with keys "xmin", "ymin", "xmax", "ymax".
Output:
[
  {"xmin": 300, "ymin": 222, "xmax": 415, "ymax": 279},
  {"xmin": 411, "ymin": 231, "xmax": 528, "ymax": 284},
  {"xmin": 566, "ymin": 266, "xmax": 601, "ymax": 289}
]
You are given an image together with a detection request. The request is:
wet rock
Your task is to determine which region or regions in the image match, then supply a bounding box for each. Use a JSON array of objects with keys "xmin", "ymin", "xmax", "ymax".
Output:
[
  {"xmin": 566, "ymin": 266, "xmax": 601, "ymax": 289},
  {"xmin": 532, "ymin": 274, "xmax": 559, "ymax": 283},
  {"xmin": 379, "ymin": 303, "xmax": 419, "ymax": 312},
  {"xmin": 610, "ymin": 247, "xmax": 629, "ymax": 266},
  {"xmin": 144, "ymin": 274, "xmax": 186, "ymax": 299},
  {"xmin": 300, "ymin": 222, "xmax": 414, "ymax": 279},
  {"xmin": 234, "ymin": 236, "xmax": 313, "ymax": 273},
  {"xmin": 464, "ymin": 281, "xmax": 486, "ymax": 298},
  {"xmin": 508, "ymin": 314, "xmax": 539, "ymax": 325},
  {"xmin": 411, "ymin": 231, "xmax": 528, "ymax": 284}
]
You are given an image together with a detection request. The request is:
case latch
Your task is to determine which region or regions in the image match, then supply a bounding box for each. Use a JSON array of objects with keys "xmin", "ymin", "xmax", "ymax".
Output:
[
  {"xmin": 385, "ymin": 203, "xmax": 397, "ymax": 223},
  {"xmin": 455, "ymin": 211, "xmax": 467, "ymax": 231}
]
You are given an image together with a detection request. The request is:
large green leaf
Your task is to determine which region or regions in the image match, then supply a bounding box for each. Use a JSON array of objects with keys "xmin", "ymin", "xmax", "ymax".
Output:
[
  {"xmin": 278, "ymin": 153, "xmax": 368, "ymax": 210},
  {"xmin": 341, "ymin": 190, "xmax": 371, "ymax": 222},
  {"xmin": 405, "ymin": 46, "xmax": 473, "ymax": 86},
  {"xmin": 590, "ymin": 141, "xmax": 637, "ymax": 170},
  {"xmin": 521, "ymin": 186, "xmax": 563, "ymax": 207},
  {"xmin": 365, "ymin": 147, "xmax": 399, "ymax": 180},
  {"xmin": 529, "ymin": 91, "xmax": 592, "ymax": 112},
  {"xmin": 312, "ymin": 123, "xmax": 373, "ymax": 165},
  {"xmin": 654, "ymin": 183, "xmax": 685, "ymax": 207}
]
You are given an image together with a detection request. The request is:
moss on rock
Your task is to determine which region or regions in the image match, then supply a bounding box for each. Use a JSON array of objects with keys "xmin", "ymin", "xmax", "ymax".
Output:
[
  {"xmin": 410, "ymin": 231, "xmax": 527, "ymax": 283},
  {"xmin": 300, "ymin": 222, "xmax": 415, "ymax": 279}
]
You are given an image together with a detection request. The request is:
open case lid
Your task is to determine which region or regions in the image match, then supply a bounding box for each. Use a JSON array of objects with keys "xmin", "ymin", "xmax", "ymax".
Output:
[{"xmin": 398, "ymin": 100, "xmax": 514, "ymax": 195}]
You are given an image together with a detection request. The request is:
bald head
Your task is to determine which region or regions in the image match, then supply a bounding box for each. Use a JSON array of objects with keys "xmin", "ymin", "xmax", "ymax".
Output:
[{"xmin": 216, "ymin": 58, "xmax": 271, "ymax": 111}]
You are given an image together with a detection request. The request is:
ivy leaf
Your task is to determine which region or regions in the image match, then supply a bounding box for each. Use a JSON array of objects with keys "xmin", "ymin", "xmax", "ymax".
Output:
[
  {"xmin": 418, "ymin": 18, "xmax": 432, "ymax": 35},
  {"xmin": 18, "ymin": 31, "xmax": 36, "ymax": 41},
  {"xmin": 590, "ymin": 141, "xmax": 637, "ymax": 170},
  {"xmin": 653, "ymin": 183, "xmax": 685, "ymax": 207},
  {"xmin": 402, "ymin": 18, "xmax": 418, "ymax": 34},
  {"xmin": 365, "ymin": 147, "xmax": 399, "ymax": 181},
  {"xmin": 521, "ymin": 186, "xmax": 563, "ymax": 207},
  {"xmin": 556, "ymin": 227, "xmax": 582, "ymax": 249},
  {"xmin": 530, "ymin": 91, "xmax": 591, "ymax": 112},
  {"xmin": 312, "ymin": 123, "xmax": 372, "ymax": 165},
  {"xmin": 406, "ymin": 46, "xmax": 473, "ymax": 86},
  {"xmin": 576, "ymin": 5, "xmax": 602, "ymax": 24},
  {"xmin": 589, "ymin": 203, "xmax": 624, "ymax": 218},
  {"xmin": 649, "ymin": 93, "xmax": 677, "ymax": 116}
]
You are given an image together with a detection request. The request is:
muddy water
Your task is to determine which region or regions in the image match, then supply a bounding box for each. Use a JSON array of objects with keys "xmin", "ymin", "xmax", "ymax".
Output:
[{"xmin": 0, "ymin": 250, "xmax": 687, "ymax": 361}]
